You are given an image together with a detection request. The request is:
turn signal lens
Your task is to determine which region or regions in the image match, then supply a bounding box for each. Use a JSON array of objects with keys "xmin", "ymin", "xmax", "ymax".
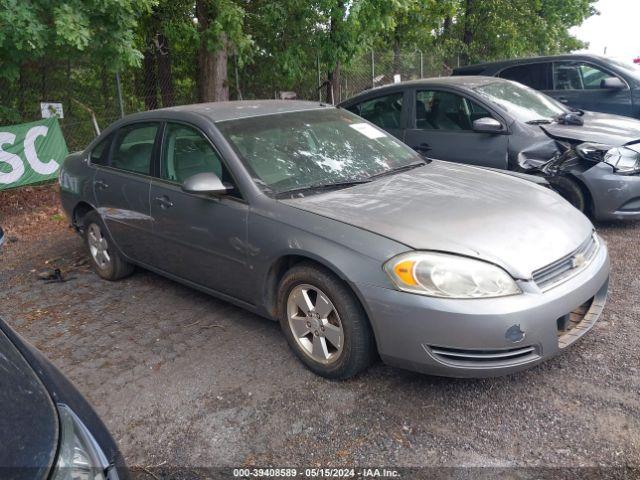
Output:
[{"xmin": 393, "ymin": 260, "xmax": 418, "ymax": 286}]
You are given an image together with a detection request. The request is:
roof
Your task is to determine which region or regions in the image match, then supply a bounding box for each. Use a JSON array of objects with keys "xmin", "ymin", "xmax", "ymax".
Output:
[
  {"xmin": 397, "ymin": 76, "xmax": 509, "ymax": 88},
  {"xmin": 453, "ymin": 53, "xmax": 608, "ymax": 73},
  {"xmin": 339, "ymin": 76, "xmax": 510, "ymax": 104},
  {"xmin": 158, "ymin": 100, "xmax": 331, "ymax": 122},
  {"xmin": 90, "ymin": 100, "xmax": 335, "ymax": 144}
]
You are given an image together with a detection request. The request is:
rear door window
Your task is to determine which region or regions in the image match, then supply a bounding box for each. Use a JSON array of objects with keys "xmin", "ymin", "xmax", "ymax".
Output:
[
  {"xmin": 348, "ymin": 93, "xmax": 403, "ymax": 130},
  {"xmin": 89, "ymin": 135, "xmax": 112, "ymax": 166},
  {"xmin": 553, "ymin": 62, "xmax": 583, "ymax": 90},
  {"xmin": 499, "ymin": 63, "xmax": 553, "ymax": 90},
  {"xmin": 110, "ymin": 123, "xmax": 159, "ymax": 175}
]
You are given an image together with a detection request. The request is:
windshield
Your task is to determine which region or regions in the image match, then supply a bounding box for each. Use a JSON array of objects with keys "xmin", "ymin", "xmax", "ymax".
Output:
[
  {"xmin": 216, "ymin": 108, "xmax": 423, "ymax": 195},
  {"xmin": 606, "ymin": 57, "xmax": 640, "ymax": 81},
  {"xmin": 473, "ymin": 81, "xmax": 568, "ymax": 123}
]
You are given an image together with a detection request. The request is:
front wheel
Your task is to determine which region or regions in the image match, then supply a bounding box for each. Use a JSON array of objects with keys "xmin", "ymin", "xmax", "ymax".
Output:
[
  {"xmin": 84, "ymin": 211, "xmax": 134, "ymax": 281},
  {"xmin": 548, "ymin": 176, "xmax": 588, "ymax": 213},
  {"xmin": 278, "ymin": 263, "xmax": 376, "ymax": 379}
]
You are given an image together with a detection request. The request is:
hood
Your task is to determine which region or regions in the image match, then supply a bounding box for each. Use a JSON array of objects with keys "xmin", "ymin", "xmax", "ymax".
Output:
[
  {"xmin": 0, "ymin": 328, "xmax": 57, "ymax": 479},
  {"xmin": 282, "ymin": 161, "xmax": 593, "ymax": 278},
  {"xmin": 541, "ymin": 111, "xmax": 640, "ymax": 146}
]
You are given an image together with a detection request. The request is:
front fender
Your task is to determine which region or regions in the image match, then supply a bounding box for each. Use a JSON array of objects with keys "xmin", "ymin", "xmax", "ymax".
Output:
[{"xmin": 247, "ymin": 204, "xmax": 409, "ymax": 317}]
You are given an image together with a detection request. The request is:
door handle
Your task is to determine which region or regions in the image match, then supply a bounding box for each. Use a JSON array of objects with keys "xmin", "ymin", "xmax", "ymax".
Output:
[
  {"xmin": 154, "ymin": 195, "xmax": 174, "ymax": 209},
  {"xmin": 94, "ymin": 180, "xmax": 109, "ymax": 190},
  {"xmin": 414, "ymin": 143, "xmax": 432, "ymax": 153},
  {"xmin": 558, "ymin": 97, "xmax": 569, "ymax": 104}
]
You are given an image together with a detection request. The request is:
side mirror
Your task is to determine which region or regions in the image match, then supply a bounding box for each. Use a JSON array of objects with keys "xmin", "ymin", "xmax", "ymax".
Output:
[
  {"xmin": 472, "ymin": 117, "xmax": 503, "ymax": 134},
  {"xmin": 182, "ymin": 172, "xmax": 229, "ymax": 195},
  {"xmin": 601, "ymin": 77, "xmax": 625, "ymax": 90}
]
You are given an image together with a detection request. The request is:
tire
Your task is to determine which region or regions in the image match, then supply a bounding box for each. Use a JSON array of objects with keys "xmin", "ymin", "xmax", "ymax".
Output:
[
  {"xmin": 548, "ymin": 176, "xmax": 587, "ymax": 213},
  {"xmin": 277, "ymin": 263, "xmax": 376, "ymax": 379},
  {"xmin": 83, "ymin": 211, "xmax": 134, "ymax": 281}
]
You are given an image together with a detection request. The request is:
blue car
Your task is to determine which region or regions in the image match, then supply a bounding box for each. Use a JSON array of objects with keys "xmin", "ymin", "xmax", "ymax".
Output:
[{"xmin": 453, "ymin": 54, "xmax": 640, "ymax": 119}]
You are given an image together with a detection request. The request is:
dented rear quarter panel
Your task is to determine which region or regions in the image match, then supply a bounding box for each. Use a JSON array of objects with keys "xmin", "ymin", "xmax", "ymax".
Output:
[{"xmin": 59, "ymin": 150, "xmax": 97, "ymax": 225}]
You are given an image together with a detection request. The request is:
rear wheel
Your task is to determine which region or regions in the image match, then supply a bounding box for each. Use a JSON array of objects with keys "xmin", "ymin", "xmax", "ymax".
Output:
[
  {"xmin": 278, "ymin": 263, "xmax": 375, "ymax": 379},
  {"xmin": 548, "ymin": 176, "xmax": 588, "ymax": 213},
  {"xmin": 83, "ymin": 211, "xmax": 134, "ymax": 281}
]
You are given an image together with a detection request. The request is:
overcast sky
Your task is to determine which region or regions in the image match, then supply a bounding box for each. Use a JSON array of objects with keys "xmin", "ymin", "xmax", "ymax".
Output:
[{"xmin": 571, "ymin": 0, "xmax": 640, "ymax": 60}]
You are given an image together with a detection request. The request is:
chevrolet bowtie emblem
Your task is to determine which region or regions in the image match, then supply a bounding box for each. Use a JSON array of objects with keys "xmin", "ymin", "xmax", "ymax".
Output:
[{"xmin": 572, "ymin": 253, "xmax": 586, "ymax": 269}]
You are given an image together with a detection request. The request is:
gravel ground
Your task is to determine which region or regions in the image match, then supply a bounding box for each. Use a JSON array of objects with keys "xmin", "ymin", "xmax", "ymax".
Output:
[{"xmin": 0, "ymin": 186, "xmax": 638, "ymax": 478}]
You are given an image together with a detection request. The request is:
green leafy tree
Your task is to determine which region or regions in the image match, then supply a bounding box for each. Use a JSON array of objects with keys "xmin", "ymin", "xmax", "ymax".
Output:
[
  {"xmin": 376, "ymin": 0, "xmax": 457, "ymax": 74},
  {"xmin": 313, "ymin": 0, "xmax": 399, "ymax": 103},
  {"xmin": 243, "ymin": 0, "xmax": 401, "ymax": 103},
  {"xmin": 195, "ymin": 0, "xmax": 252, "ymax": 102},
  {"xmin": 0, "ymin": 0, "xmax": 156, "ymax": 134},
  {"xmin": 137, "ymin": 0, "xmax": 196, "ymax": 109},
  {"xmin": 241, "ymin": 0, "xmax": 319, "ymax": 99},
  {"xmin": 439, "ymin": 0, "xmax": 596, "ymax": 67},
  {"xmin": 0, "ymin": 0, "xmax": 156, "ymax": 80}
]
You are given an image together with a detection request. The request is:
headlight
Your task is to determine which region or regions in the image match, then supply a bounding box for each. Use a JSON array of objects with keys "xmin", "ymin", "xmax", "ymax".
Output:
[
  {"xmin": 575, "ymin": 142, "xmax": 610, "ymax": 162},
  {"xmin": 50, "ymin": 404, "xmax": 111, "ymax": 480},
  {"xmin": 576, "ymin": 142, "xmax": 640, "ymax": 174},
  {"xmin": 384, "ymin": 252, "xmax": 521, "ymax": 298},
  {"xmin": 603, "ymin": 145, "xmax": 640, "ymax": 174}
]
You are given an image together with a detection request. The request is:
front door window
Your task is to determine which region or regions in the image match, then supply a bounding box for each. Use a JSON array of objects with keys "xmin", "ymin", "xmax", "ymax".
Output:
[
  {"xmin": 415, "ymin": 90, "xmax": 492, "ymax": 130},
  {"xmin": 161, "ymin": 123, "xmax": 239, "ymax": 197},
  {"xmin": 553, "ymin": 61, "xmax": 622, "ymax": 90}
]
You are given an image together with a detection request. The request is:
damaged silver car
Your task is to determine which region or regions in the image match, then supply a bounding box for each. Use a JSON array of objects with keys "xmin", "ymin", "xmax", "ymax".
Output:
[{"xmin": 340, "ymin": 77, "xmax": 640, "ymax": 220}]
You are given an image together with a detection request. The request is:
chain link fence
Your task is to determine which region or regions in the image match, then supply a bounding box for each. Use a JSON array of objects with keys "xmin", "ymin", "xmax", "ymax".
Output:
[
  {"xmin": 335, "ymin": 50, "xmax": 450, "ymax": 103},
  {"xmin": 0, "ymin": 50, "xmax": 448, "ymax": 152},
  {"xmin": 0, "ymin": 61, "xmax": 123, "ymax": 152}
]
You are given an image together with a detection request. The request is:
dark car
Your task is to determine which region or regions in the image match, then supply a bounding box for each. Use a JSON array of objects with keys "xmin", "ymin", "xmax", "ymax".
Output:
[
  {"xmin": 58, "ymin": 101, "xmax": 609, "ymax": 379},
  {"xmin": 339, "ymin": 77, "xmax": 640, "ymax": 220},
  {"xmin": 0, "ymin": 259, "xmax": 127, "ymax": 480},
  {"xmin": 452, "ymin": 54, "xmax": 640, "ymax": 118}
]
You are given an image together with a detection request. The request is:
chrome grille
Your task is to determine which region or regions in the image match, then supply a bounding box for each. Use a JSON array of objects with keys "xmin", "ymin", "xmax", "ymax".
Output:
[{"xmin": 532, "ymin": 234, "xmax": 599, "ymax": 291}]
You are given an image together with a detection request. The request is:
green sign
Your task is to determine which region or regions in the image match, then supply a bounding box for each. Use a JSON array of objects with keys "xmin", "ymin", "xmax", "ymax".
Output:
[{"xmin": 0, "ymin": 118, "xmax": 68, "ymax": 190}]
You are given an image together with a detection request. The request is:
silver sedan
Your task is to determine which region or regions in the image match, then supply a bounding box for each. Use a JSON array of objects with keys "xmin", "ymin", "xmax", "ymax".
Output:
[{"xmin": 59, "ymin": 101, "xmax": 610, "ymax": 379}]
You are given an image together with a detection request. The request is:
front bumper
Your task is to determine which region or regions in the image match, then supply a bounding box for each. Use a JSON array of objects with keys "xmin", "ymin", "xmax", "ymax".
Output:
[
  {"xmin": 356, "ymin": 241, "xmax": 610, "ymax": 378},
  {"xmin": 576, "ymin": 162, "xmax": 640, "ymax": 221}
]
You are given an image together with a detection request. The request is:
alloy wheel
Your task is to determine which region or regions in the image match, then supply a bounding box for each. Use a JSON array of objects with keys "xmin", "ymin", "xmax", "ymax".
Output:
[
  {"xmin": 286, "ymin": 284, "xmax": 344, "ymax": 365},
  {"xmin": 87, "ymin": 223, "xmax": 111, "ymax": 269}
]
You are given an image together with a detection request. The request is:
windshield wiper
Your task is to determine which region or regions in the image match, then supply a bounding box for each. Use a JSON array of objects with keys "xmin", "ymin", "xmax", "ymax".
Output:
[
  {"xmin": 275, "ymin": 160, "xmax": 428, "ymax": 198},
  {"xmin": 526, "ymin": 119, "xmax": 553, "ymax": 125},
  {"xmin": 276, "ymin": 179, "xmax": 372, "ymax": 198},
  {"xmin": 366, "ymin": 160, "xmax": 428, "ymax": 181}
]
